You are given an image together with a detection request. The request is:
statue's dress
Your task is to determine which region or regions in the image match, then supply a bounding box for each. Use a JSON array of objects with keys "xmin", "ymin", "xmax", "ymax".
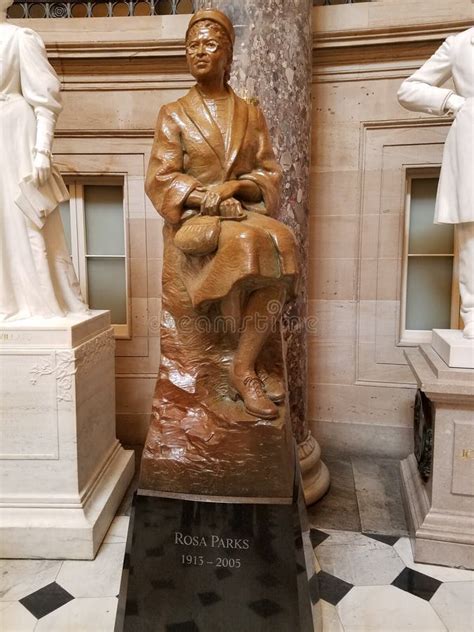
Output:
[
  {"xmin": 0, "ymin": 24, "xmax": 86, "ymax": 320},
  {"xmin": 146, "ymin": 86, "xmax": 297, "ymax": 309}
]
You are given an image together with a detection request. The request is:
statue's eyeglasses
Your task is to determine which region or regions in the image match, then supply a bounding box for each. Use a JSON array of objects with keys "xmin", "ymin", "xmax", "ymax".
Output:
[{"xmin": 186, "ymin": 40, "xmax": 221, "ymax": 55}]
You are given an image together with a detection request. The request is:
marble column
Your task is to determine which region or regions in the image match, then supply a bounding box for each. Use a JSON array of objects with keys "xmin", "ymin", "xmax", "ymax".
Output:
[{"xmin": 195, "ymin": 0, "xmax": 330, "ymax": 504}]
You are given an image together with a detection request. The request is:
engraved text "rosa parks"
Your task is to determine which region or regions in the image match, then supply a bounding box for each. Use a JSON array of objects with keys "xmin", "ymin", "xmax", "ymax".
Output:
[{"xmin": 174, "ymin": 532, "xmax": 250, "ymax": 550}]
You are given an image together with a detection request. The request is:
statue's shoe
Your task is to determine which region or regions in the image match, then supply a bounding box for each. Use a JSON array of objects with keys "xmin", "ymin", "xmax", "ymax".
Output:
[
  {"xmin": 228, "ymin": 371, "xmax": 279, "ymax": 419},
  {"xmin": 257, "ymin": 368, "xmax": 285, "ymax": 403},
  {"xmin": 463, "ymin": 321, "xmax": 474, "ymax": 339}
]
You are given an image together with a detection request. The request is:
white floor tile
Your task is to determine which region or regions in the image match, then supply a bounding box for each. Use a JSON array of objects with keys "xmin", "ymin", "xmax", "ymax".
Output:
[
  {"xmin": 103, "ymin": 516, "xmax": 130, "ymax": 544},
  {"xmin": 317, "ymin": 530, "xmax": 405, "ymax": 585},
  {"xmin": 320, "ymin": 599, "xmax": 344, "ymax": 632},
  {"xmin": 34, "ymin": 597, "xmax": 118, "ymax": 632},
  {"xmin": 55, "ymin": 543, "xmax": 125, "ymax": 598},
  {"xmin": 430, "ymin": 581, "xmax": 474, "ymax": 632},
  {"xmin": 0, "ymin": 560, "xmax": 62, "ymax": 602},
  {"xmin": 0, "ymin": 602, "xmax": 37, "ymax": 632},
  {"xmin": 394, "ymin": 538, "xmax": 474, "ymax": 583},
  {"xmin": 338, "ymin": 585, "xmax": 447, "ymax": 632}
]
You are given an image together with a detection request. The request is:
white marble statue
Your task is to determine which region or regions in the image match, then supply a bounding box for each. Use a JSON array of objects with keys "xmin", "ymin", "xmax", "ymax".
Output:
[
  {"xmin": 0, "ymin": 0, "xmax": 87, "ymax": 321},
  {"xmin": 398, "ymin": 27, "xmax": 474, "ymax": 339}
]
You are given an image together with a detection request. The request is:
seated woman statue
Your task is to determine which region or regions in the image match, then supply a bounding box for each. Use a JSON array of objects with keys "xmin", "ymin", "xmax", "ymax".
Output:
[{"xmin": 145, "ymin": 9, "xmax": 297, "ymax": 421}]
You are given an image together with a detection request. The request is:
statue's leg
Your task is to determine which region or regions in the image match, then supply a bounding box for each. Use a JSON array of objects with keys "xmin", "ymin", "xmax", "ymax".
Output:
[
  {"xmin": 229, "ymin": 284, "xmax": 285, "ymax": 419},
  {"xmin": 220, "ymin": 287, "xmax": 243, "ymax": 338},
  {"xmin": 458, "ymin": 222, "xmax": 474, "ymax": 338}
]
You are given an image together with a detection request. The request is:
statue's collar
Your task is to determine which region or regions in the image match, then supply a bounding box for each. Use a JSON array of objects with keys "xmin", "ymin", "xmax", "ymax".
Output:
[{"xmin": 179, "ymin": 87, "xmax": 248, "ymax": 175}]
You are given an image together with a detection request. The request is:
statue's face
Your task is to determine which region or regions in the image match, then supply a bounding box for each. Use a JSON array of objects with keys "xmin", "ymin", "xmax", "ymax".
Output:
[
  {"xmin": 0, "ymin": 0, "xmax": 14, "ymax": 13},
  {"xmin": 186, "ymin": 24, "xmax": 229, "ymax": 83}
]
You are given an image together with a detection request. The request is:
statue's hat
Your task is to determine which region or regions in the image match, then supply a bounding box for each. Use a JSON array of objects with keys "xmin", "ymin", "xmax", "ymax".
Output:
[{"xmin": 186, "ymin": 9, "xmax": 235, "ymax": 46}]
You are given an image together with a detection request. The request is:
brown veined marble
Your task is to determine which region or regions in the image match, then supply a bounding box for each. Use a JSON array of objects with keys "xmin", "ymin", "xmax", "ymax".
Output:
[{"xmin": 139, "ymin": 9, "xmax": 298, "ymax": 500}]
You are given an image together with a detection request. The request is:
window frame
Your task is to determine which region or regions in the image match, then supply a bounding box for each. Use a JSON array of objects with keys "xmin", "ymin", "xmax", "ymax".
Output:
[
  {"xmin": 399, "ymin": 167, "xmax": 460, "ymax": 346},
  {"xmin": 61, "ymin": 174, "xmax": 131, "ymax": 339}
]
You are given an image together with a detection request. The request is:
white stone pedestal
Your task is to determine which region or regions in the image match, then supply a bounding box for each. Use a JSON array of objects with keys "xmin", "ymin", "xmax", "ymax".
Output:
[
  {"xmin": 432, "ymin": 329, "xmax": 474, "ymax": 368},
  {"xmin": 401, "ymin": 345, "xmax": 474, "ymax": 569},
  {"xmin": 0, "ymin": 311, "xmax": 134, "ymax": 560}
]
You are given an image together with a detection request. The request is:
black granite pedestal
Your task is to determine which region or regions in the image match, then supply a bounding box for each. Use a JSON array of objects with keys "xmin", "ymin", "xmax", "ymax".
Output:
[{"xmin": 115, "ymin": 473, "xmax": 316, "ymax": 632}]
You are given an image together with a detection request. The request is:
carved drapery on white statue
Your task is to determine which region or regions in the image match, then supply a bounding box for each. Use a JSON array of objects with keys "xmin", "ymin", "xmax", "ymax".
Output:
[
  {"xmin": 0, "ymin": 0, "xmax": 87, "ymax": 321},
  {"xmin": 398, "ymin": 27, "xmax": 474, "ymax": 339}
]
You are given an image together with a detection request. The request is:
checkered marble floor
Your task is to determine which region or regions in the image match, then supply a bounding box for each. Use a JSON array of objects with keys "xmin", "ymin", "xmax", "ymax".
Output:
[
  {"xmin": 1, "ymin": 515, "xmax": 473, "ymax": 631},
  {"xmin": 310, "ymin": 528, "xmax": 474, "ymax": 632}
]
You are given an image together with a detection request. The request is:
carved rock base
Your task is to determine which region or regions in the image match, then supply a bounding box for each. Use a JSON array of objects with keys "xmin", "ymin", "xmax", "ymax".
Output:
[
  {"xmin": 140, "ymin": 379, "xmax": 295, "ymax": 502},
  {"xmin": 0, "ymin": 311, "xmax": 134, "ymax": 559},
  {"xmin": 402, "ymin": 345, "xmax": 474, "ymax": 569},
  {"xmin": 139, "ymin": 260, "xmax": 295, "ymax": 502},
  {"xmin": 298, "ymin": 433, "xmax": 330, "ymax": 506}
]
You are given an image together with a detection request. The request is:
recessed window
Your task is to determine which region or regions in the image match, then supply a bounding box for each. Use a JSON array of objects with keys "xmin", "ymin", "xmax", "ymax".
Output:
[
  {"xmin": 400, "ymin": 173, "xmax": 460, "ymax": 344},
  {"xmin": 59, "ymin": 178, "xmax": 129, "ymax": 337}
]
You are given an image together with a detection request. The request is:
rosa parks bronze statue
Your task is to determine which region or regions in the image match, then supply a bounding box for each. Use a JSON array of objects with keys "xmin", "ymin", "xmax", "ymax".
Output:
[{"xmin": 140, "ymin": 9, "xmax": 298, "ymax": 498}]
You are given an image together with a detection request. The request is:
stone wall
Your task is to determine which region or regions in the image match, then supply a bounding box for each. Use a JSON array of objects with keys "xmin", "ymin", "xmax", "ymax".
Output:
[
  {"xmin": 15, "ymin": 0, "xmax": 473, "ymax": 455},
  {"xmin": 308, "ymin": 0, "xmax": 472, "ymax": 457}
]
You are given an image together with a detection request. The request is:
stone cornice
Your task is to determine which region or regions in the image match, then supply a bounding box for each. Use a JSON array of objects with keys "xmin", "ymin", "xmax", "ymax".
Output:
[
  {"xmin": 47, "ymin": 39, "xmax": 185, "ymax": 59},
  {"xmin": 12, "ymin": 5, "xmax": 473, "ymax": 84},
  {"xmin": 312, "ymin": 21, "xmax": 472, "ymax": 83},
  {"xmin": 11, "ymin": 15, "xmax": 189, "ymax": 77},
  {"xmin": 312, "ymin": 20, "xmax": 473, "ymax": 51},
  {"xmin": 311, "ymin": 0, "xmax": 472, "ymax": 81}
]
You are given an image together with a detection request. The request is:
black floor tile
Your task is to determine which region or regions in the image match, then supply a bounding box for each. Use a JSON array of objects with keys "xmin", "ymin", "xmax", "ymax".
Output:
[
  {"xmin": 391, "ymin": 567, "xmax": 442, "ymax": 601},
  {"xmin": 248, "ymin": 598, "xmax": 284, "ymax": 618},
  {"xmin": 310, "ymin": 528, "xmax": 330, "ymax": 548},
  {"xmin": 363, "ymin": 533, "xmax": 400, "ymax": 546},
  {"xmin": 19, "ymin": 582, "xmax": 74, "ymax": 620},
  {"xmin": 317, "ymin": 570, "xmax": 353, "ymax": 606}
]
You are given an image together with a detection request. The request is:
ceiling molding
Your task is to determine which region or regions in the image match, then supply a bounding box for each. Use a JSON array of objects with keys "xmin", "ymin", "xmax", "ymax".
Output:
[{"xmin": 312, "ymin": 20, "xmax": 472, "ymax": 51}]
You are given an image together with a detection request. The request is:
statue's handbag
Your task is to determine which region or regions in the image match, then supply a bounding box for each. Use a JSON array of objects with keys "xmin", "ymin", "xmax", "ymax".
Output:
[{"xmin": 174, "ymin": 214, "xmax": 221, "ymax": 256}]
